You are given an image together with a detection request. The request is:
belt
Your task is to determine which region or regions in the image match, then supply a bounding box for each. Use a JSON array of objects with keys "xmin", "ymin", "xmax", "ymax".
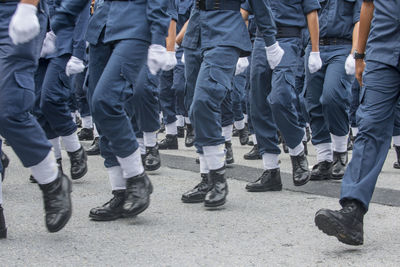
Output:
[
  {"xmin": 276, "ymin": 27, "xmax": 301, "ymax": 39},
  {"xmin": 195, "ymin": 0, "xmax": 241, "ymax": 11},
  {"xmin": 319, "ymin": 38, "xmax": 352, "ymax": 46}
]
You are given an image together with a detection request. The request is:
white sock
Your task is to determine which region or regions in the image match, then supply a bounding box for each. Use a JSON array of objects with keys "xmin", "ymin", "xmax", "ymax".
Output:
[
  {"xmin": 234, "ymin": 118, "xmax": 245, "ymax": 130},
  {"xmin": 159, "ymin": 112, "xmax": 163, "ymax": 123},
  {"xmin": 393, "ymin": 135, "xmax": 400, "ymax": 146},
  {"xmin": 165, "ymin": 122, "xmax": 177, "ymax": 135},
  {"xmin": 352, "ymin": 127, "xmax": 359, "ymax": 137},
  {"xmin": 203, "ymin": 144, "xmax": 225, "ymax": 170},
  {"xmin": 71, "ymin": 112, "xmax": 77, "ymax": 123},
  {"xmin": 117, "ymin": 148, "xmax": 144, "ymax": 179},
  {"xmin": 82, "ymin": 116, "xmax": 93, "ymax": 129},
  {"xmin": 61, "ymin": 132, "xmax": 81, "ymax": 152},
  {"xmin": 176, "ymin": 115, "xmax": 185, "ymax": 127},
  {"xmin": 144, "ymin": 131, "xmax": 157, "ymax": 147},
  {"xmin": 137, "ymin": 138, "xmax": 146, "ymax": 155},
  {"xmin": 244, "ymin": 114, "xmax": 248, "ymax": 123},
  {"xmin": 252, "ymin": 134, "xmax": 258, "ymax": 145},
  {"xmin": 302, "ymin": 128, "xmax": 308, "ymax": 142},
  {"xmin": 262, "ymin": 153, "xmax": 280, "ymax": 170},
  {"xmin": 93, "ymin": 124, "xmax": 99, "ymax": 138},
  {"xmin": 30, "ymin": 151, "xmax": 58, "ymax": 185},
  {"xmin": 199, "ymin": 154, "xmax": 209, "ymax": 174},
  {"xmin": 288, "ymin": 142, "xmax": 304, "ymax": 156},
  {"xmin": 49, "ymin": 137, "xmax": 62, "ymax": 160},
  {"xmin": 107, "ymin": 166, "xmax": 126, "ymax": 190},
  {"xmin": 315, "ymin": 143, "xmax": 333, "ymax": 163},
  {"xmin": 222, "ymin": 125, "xmax": 233, "ymax": 142},
  {"xmin": 331, "ymin": 133, "xmax": 348, "ymax": 153},
  {"xmin": 184, "ymin": 117, "xmax": 191, "ymax": 124}
]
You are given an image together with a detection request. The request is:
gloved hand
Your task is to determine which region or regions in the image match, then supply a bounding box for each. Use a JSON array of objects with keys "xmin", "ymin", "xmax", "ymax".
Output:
[
  {"xmin": 147, "ymin": 44, "xmax": 169, "ymax": 75},
  {"xmin": 66, "ymin": 56, "xmax": 85, "ymax": 77},
  {"xmin": 308, "ymin": 52, "xmax": 322, "ymax": 74},
  {"xmin": 162, "ymin": 51, "xmax": 178, "ymax": 71},
  {"xmin": 181, "ymin": 53, "xmax": 185, "ymax": 64},
  {"xmin": 345, "ymin": 53, "xmax": 356, "ymax": 75},
  {"xmin": 265, "ymin": 42, "xmax": 284, "ymax": 70},
  {"xmin": 9, "ymin": 3, "xmax": 40, "ymax": 45},
  {"xmin": 235, "ymin": 57, "xmax": 249, "ymax": 75},
  {"xmin": 40, "ymin": 31, "xmax": 57, "ymax": 58}
]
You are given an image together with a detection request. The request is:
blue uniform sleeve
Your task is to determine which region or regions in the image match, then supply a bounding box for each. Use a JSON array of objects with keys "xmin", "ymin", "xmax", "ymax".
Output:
[
  {"xmin": 247, "ymin": 0, "xmax": 277, "ymax": 46},
  {"xmin": 302, "ymin": 0, "xmax": 320, "ymax": 15},
  {"xmin": 147, "ymin": 0, "xmax": 171, "ymax": 46},
  {"xmin": 51, "ymin": 0, "xmax": 90, "ymax": 34},
  {"xmin": 168, "ymin": 0, "xmax": 178, "ymax": 22},
  {"xmin": 353, "ymin": 0, "xmax": 362, "ymax": 24},
  {"xmin": 241, "ymin": 0, "xmax": 253, "ymax": 13},
  {"xmin": 72, "ymin": 2, "xmax": 90, "ymax": 60}
]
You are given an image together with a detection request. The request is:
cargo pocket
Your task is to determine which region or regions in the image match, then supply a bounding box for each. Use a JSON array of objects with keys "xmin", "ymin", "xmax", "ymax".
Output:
[
  {"xmin": 11, "ymin": 72, "xmax": 36, "ymax": 114},
  {"xmin": 208, "ymin": 66, "xmax": 233, "ymax": 106},
  {"xmin": 341, "ymin": 0, "xmax": 356, "ymax": 16},
  {"xmin": 120, "ymin": 63, "xmax": 139, "ymax": 102}
]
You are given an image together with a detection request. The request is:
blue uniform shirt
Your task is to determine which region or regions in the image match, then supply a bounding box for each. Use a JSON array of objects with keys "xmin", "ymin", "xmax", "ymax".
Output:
[
  {"xmin": 364, "ymin": 0, "xmax": 400, "ymax": 67},
  {"xmin": 318, "ymin": 0, "xmax": 362, "ymax": 39},
  {"xmin": 268, "ymin": 0, "xmax": 320, "ymax": 28},
  {"xmin": 168, "ymin": 0, "xmax": 178, "ymax": 22},
  {"xmin": 52, "ymin": 0, "xmax": 170, "ymax": 46},
  {"xmin": 176, "ymin": 0, "xmax": 193, "ymax": 33}
]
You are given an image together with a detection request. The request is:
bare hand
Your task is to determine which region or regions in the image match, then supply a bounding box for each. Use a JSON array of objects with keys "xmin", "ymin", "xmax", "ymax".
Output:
[{"xmin": 355, "ymin": 59, "xmax": 365, "ymax": 86}]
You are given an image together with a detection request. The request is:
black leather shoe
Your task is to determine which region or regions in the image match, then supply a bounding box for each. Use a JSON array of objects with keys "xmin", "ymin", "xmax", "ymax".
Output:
[
  {"xmin": 238, "ymin": 126, "xmax": 249, "ymax": 146},
  {"xmin": 315, "ymin": 200, "xmax": 365, "ymax": 246},
  {"xmin": 306, "ymin": 127, "xmax": 311, "ymax": 142},
  {"xmin": 181, "ymin": 174, "xmax": 210, "ymax": 203},
  {"xmin": 78, "ymin": 128, "xmax": 94, "ymax": 141},
  {"xmin": 291, "ymin": 151, "xmax": 311, "ymax": 186},
  {"xmin": 310, "ymin": 161, "xmax": 332, "ymax": 181},
  {"xmin": 87, "ymin": 137, "xmax": 100, "ymax": 156},
  {"xmin": 75, "ymin": 116, "xmax": 82, "ymax": 128},
  {"xmin": 67, "ymin": 146, "xmax": 88, "ymax": 180},
  {"xmin": 0, "ymin": 205, "xmax": 7, "ymax": 239},
  {"xmin": 123, "ymin": 172, "xmax": 153, "ymax": 217},
  {"xmin": 38, "ymin": 171, "xmax": 72, "ymax": 233},
  {"xmin": 225, "ymin": 141, "xmax": 234, "ymax": 164},
  {"xmin": 282, "ymin": 140, "xmax": 289, "ymax": 153},
  {"xmin": 158, "ymin": 134, "xmax": 178, "ymax": 150},
  {"xmin": 247, "ymin": 140, "xmax": 254, "ymax": 146},
  {"xmin": 158, "ymin": 123, "xmax": 165, "ymax": 133},
  {"xmin": 244, "ymin": 145, "xmax": 262, "ymax": 160},
  {"xmin": 303, "ymin": 141, "xmax": 308, "ymax": 156},
  {"xmin": 393, "ymin": 146, "xmax": 400, "ymax": 169},
  {"xmin": 144, "ymin": 145, "xmax": 161, "ymax": 171},
  {"xmin": 1, "ymin": 152, "xmax": 9, "ymax": 181},
  {"xmin": 245, "ymin": 168, "xmax": 282, "ymax": 192},
  {"xmin": 89, "ymin": 190, "xmax": 125, "ymax": 221},
  {"xmin": 331, "ymin": 151, "xmax": 348, "ymax": 180},
  {"xmin": 195, "ymin": 157, "xmax": 200, "ymax": 164},
  {"xmin": 232, "ymin": 126, "xmax": 239, "ymax": 137},
  {"xmin": 185, "ymin": 124, "xmax": 195, "ymax": 147},
  {"xmin": 204, "ymin": 167, "xmax": 228, "ymax": 207},
  {"xmin": 177, "ymin": 126, "xmax": 185, "ymax": 138},
  {"xmin": 30, "ymin": 158, "xmax": 63, "ymax": 184},
  {"xmin": 347, "ymin": 137, "xmax": 353, "ymax": 151}
]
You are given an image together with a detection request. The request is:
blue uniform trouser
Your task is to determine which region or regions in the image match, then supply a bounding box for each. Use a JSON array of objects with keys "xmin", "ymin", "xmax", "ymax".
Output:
[
  {"xmin": 349, "ymin": 79, "xmax": 360, "ymax": 128},
  {"xmin": 190, "ymin": 46, "xmax": 240, "ymax": 150},
  {"xmin": 132, "ymin": 66, "xmax": 160, "ymax": 133},
  {"xmin": 294, "ymin": 57, "xmax": 309, "ymax": 128},
  {"xmin": 0, "ymin": 3, "xmax": 52, "ymax": 167},
  {"xmin": 74, "ymin": 67, "xmax": 91, "ymax": 117},
  {"xmin": 305, "ymin": 44, "xmax": 352, "ymax": 145},
  {"xmin": 221, "ymin": 91, "xmax": 234, "ymax": 128},
  {"xmin": 40, "ymin": 54, "xmax": 77, "ymax": 137},
  {"xmin": 250, "ymin": 37, "xmax": 304, "ymax": 155},
  {"xmin": 89, "ymin": 36, "xmax": 148, "ymax": 168},
  {"xmin": 183, "ymin": 47, "xmax": 202, "ymax": 118},
  {"xmin": 232, "ymin": 73, "xmax": 246, "ymax": 122},
  {"xmin": 0, "ymin": 140, "xmax": 2, "ymax": 174},
  {"xmin": 340, "ymin": 60, "xmax": 400, "ymax": 210},
  {"xmin": 174, "ymin": 50, "xmax": 186, "ymax": 117}
]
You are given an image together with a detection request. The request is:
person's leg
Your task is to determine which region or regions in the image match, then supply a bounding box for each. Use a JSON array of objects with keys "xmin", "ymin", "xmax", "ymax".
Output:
[
  {"xmin": 232, "ymin": 72, "xmax": 249, "ymax": 145},
  {"xmin": 221, "ymin": 91, "xmax": 235, "ymax": 165},
  {"xmin": 315, "ymin": 61, "xmax": 400, "ymax": 246},
  {"xmin": 392, "ymin": 100, "xmax": 400, "ymax": 168}
]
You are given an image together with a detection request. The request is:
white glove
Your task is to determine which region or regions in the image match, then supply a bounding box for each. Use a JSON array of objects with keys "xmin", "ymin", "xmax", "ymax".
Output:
[
  {"xmin": 162, "ymin": 51, "xmax": 178, "ymax": 71},
  {"xmin": 265, "ymin": 42, "xmax": 284, "ymax": 70},
  {"xmin": 66, "ymin": 56, "xmax": 85, "ymax": 77},
  {"xmin": 40, "ymin": 31, "xmax": 57, "ymax": 58},
  {"xmin": 181, "ymin": 53, "xmax": 185, "ymax": 64},
  {"xmin": 9, "ymin": 4, "xmax": 40, "ymax": 45},
  {"xmin": 345, "ymin": 54, "xmax": 356, "ymax": 75},
  {"xmin": 308, "ymin": 52, "xmax": 322, "ymax": 74},
  {"xmin": 235, "ymin": 57, "xmax": 249, "ymax": 75},
  {"xmin": 147, "ymin": 44, "xmax": 169, "ymax": 75}
]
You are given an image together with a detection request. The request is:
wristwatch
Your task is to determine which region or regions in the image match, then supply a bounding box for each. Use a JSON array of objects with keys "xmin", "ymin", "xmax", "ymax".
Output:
[{"xmin": 354, "ymin": 50, "xmax": 365, "ymax": 60}]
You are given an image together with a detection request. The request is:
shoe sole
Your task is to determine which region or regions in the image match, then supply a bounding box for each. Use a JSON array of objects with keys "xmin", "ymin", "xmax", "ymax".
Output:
[
  {"xmin": 294, "ymin": 174, "xmax": 311, "ymax": 186},
  {"xmin": 89, "ymin": 213, "xmax": 123, "ymax": 221},
  {"xmin": 181, "ymin": 197, "xmax": 205, "ymax": 203},
  {"xmin": 71, "ymin": 164, "xmax": 88, "ymax": 180},
  {"xmin": 243, "ymin": 156, "xmax": 262, "ymax": 160},
  {"xmin": 0, "ymin": 227, "xmax": 7, "ymax": 239},
  {"xmin": 185, "ymin": 142, "xmax": 194, "ymax": 148},
  {"xmin": 245, "ymin": 186, "xmax": 282, "ymax": 192},
  {"xmin": 315, "ymin": 213, "xmax": 363, "ymax": 246},
  {"xmin": 226, "ymin": 159, "xmax": 234, "ymax": 165},
  {"xmin": 204, "ymin": 199, "xmax": 226, "ymax": 208},
  {"xmin": 86, "ymin": 151, "xmax": 100, "ymax": 156},
  {"xmin": 78, "ymin": 137, "xmax": 94, "ymax": 141},
  {"xmin": 48, "ymin": 179, "xmax": 72, "ymax": 233},
  {"xmin": 123, "ymin": 200, "xmax": 151, "ymax": 218},
  {"xmin": 145, "ymin": 162, "xmax": 161, "ymax": 172},
  {"xmin": 158, "ymin": 146, "xmax": 178, "ymax": 150}
]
